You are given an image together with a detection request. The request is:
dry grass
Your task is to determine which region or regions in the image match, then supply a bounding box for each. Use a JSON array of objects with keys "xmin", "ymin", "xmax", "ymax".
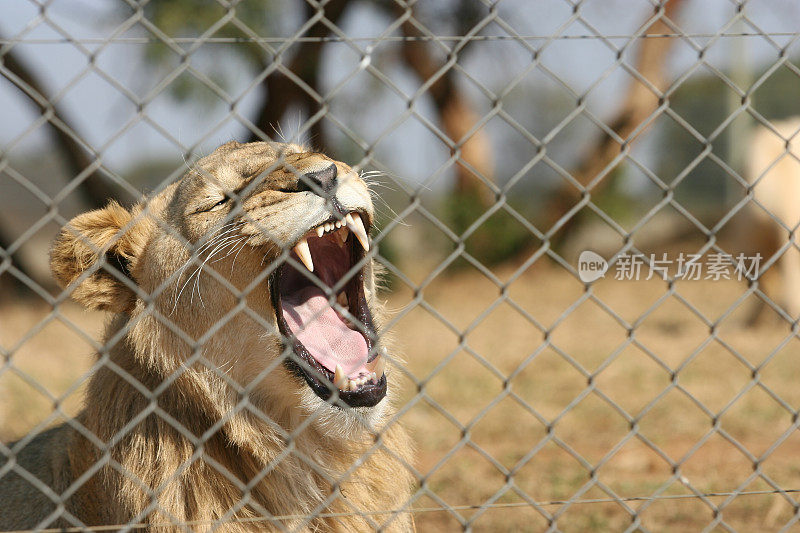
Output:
[{"xmin": 2, "ymin": 258, "xmax": 799, "ymax": 531}]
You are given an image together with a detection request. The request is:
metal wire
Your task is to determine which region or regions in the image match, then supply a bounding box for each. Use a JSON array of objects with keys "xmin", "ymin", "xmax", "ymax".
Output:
[
  {"xmin": 1, "ymin": 32, "xmax": 798, "ymax": 45},
  {"xmin": 2, "ymin": 486, "xmax": 799, "ymax": 533},
  {"xmin": 2, "ymin": 0, "xmax": 800, "ymax": 531}
]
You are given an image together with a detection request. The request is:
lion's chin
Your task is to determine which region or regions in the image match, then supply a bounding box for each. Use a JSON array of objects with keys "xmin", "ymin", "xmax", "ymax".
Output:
[
  {"xmin": 298, "ymin": 385, "xmax": 389, "ymax": 439},
  {"xmin": 271, "ymin": 212, "xmax": 388, "ymax": 409}
]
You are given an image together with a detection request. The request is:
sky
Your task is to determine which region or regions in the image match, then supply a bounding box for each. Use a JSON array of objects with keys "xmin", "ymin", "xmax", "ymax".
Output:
[{"xmin": 2, "ymin": 0, "xmax": 800, "ymax": 185}]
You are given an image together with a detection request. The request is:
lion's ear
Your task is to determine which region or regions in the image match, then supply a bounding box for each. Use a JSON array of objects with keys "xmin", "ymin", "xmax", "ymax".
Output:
[{"xmin": 50, "ymin": 201, "xmax": 147, "ymax": 312}]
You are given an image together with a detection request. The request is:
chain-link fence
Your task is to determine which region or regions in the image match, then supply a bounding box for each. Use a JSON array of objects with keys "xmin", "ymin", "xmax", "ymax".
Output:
[{"xmin": 2, "ymin": 0, "xmax": 800, "ymax": 531}]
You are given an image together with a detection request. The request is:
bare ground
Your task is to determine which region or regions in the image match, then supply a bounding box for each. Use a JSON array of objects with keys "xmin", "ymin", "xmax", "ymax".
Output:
[{"xmin": 2, "ymin": 258, "xmax": 799, "ymax": 531}]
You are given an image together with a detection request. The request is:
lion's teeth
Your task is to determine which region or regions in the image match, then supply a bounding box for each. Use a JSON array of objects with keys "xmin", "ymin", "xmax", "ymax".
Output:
[
  {"xmin": 316, "ymin": 226, "xmax": 324, "ymax": 238},
  {"xmin": 337, "ymin": 292, "xmax": 347, "ymax": 308},
  {"xmin": 374, "ymin": 356, "xmax": 386, "ymax": 377},
  {"xmin": 349, "ymin": 213, "xmax": 369, "ymax": 252},
  {"xmin": 365, "ymin": 353, "xmax": 386, "ymax": 377},
  {"xmin": 294, "ymin": 238, "xmax": 314, "ymax": 272},
  {"xmin": 371, "ymin": 372, "xmax": 377, "ymax": 383},
  {"xmin": 335, "ymin": 220, "xmax": 342, "ymax": 228},
  {"xmin": 334, "ymin": 365, "xmax": 348, "ymax": 390}
]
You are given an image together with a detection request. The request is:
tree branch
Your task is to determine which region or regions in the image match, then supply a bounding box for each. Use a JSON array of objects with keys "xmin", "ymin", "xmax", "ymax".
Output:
[
  {"xmin": 0, "ymin": 223, "xmax": 36, "ymax": 292},
  {"xmin": 546, "ymin": 0, "xmax": 687, "ymax": 244},
  {"xmin": 249, "ymin": 0, "xmax": 352, "ymax": 151},
  {"xmin": 0, "ymin": 44, "xmax": 133, "ymax": 209},
  {"xmin": 388, "ymin": 2, "xmax": 495, "ymax": 206}
]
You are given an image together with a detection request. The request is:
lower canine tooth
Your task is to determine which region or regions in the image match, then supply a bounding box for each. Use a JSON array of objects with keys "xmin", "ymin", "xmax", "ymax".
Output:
[
  {"xmin": 367, "ymin": 354, "xmax": 386, "ymax": 377},
  {"xmin": 365, "ymin": 353, "xmax": 386, "ymax": 376},
  {"xmin": 334, "ymin": 365, "xmax": 348, "ymax": 390},
  {"xmin": 294, "ymin": 238, "xmax": 314, "ymax": 272}
]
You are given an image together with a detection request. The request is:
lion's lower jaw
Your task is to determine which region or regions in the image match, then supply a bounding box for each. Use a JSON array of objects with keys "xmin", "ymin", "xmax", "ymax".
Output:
[
  {"xmin": 298, "ymin": 386, "xmax": 389, "ymax": 440},
  {"xmin": 228, "ymin": 351, "xmax": 389, "ymax": 440}
]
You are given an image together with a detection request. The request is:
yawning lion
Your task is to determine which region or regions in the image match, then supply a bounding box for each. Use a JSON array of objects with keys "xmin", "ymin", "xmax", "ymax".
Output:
[{"xmin": 0, "ymin": 141, "xmax": 415, "ymax": 531}]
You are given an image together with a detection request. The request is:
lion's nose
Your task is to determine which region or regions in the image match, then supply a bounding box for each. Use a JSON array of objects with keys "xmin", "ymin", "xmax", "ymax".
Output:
[{"xmin": 300, "ymin": 163, "xmax": 338, "ymax": 195}]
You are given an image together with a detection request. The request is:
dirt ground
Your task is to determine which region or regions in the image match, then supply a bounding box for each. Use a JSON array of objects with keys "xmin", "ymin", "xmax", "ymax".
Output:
[{"xmin": 2, "ymin": 257, "xmax": 799, "ymax": 531}]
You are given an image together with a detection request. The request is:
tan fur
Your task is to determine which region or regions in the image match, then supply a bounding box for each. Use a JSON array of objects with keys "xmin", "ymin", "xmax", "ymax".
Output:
[
  {"xmin": 0, "ymin": 141, "xmax": 415, "ymax": 531},
  {"xmin": 747, "ymin": 119, "xmax": 800, "ymax": 320}
]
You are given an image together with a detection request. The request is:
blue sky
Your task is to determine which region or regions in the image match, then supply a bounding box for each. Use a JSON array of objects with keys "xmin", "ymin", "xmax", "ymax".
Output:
[{"xmin": 2, "ymin": 0, "xmax": 800, "ymax": 182}]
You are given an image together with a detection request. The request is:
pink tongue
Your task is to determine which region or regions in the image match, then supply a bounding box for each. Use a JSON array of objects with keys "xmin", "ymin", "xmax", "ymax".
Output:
[{"xmin": 282, "ymin": 286, "xmax": 368, "ymax": 377}]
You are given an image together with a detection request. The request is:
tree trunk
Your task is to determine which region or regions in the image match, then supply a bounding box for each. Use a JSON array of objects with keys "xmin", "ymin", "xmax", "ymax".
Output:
[
  {"xmin": 0, "ymin": 43, "xmax": 133, "ymax": 209},
  {"xmin": 391, "ymin": 4, "xmax": 495, "ymax": 206},
  {"xmin": 547, "ymin": 0, "xmax": 687, "ymax": 243},
  {"xmin": 0, "ymin": 225, "xmax": 35, "ymax": 293},
  {"xmin": 249, "ymin": 0, "xmax": 352, "ymax": 151}
]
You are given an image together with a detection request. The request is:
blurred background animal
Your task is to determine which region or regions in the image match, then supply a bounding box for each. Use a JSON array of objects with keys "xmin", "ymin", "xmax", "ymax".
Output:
[{"xmin": 746, "ymin": 118, "xmax": 800, "ymax": 322}]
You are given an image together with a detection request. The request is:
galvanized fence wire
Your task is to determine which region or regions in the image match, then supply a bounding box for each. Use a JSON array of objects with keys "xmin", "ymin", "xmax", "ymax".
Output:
[{"xmin": 1, "ymin": 0, "xmax": 800, "ymax": 531}]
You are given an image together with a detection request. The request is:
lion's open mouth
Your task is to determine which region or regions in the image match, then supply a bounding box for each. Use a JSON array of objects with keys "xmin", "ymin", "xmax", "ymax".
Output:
[{"xmin": 271, "ymin": 212, "xmax": 387, "ymax": 408}]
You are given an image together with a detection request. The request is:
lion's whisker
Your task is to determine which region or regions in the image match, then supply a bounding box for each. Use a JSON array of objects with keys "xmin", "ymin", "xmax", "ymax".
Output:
[
  {"xmin": 190, "ymin": 237, "xmax": 243, "ymax": 307},
  {"xmin": 228, "ymin": 239, "xmax": 250, "ymax": 274},
  {"xmin": 172, "ymin": 231, "xmax": 245, "ymax": 312}
]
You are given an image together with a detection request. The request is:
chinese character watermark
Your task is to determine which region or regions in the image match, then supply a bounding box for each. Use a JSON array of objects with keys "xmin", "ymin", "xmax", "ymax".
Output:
[{"xmin": 578, "ymin": 251, "xmax": 761, "ymax": 283}]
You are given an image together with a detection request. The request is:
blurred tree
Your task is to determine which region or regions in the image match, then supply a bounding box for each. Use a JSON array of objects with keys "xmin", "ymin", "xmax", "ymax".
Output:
[
  {"xmin": 377, "ymin": 1, "xmax": 515, "ymax": 264},
  {"xmin": 546, "ymin": 0, "xmax": 687, "ymax": 247},
  {"xmin": 2, "ymin": 0, "xmax": 506, "ymax": 288},
  {"xmin": 143, "ymin": 1, "xmax": 496, "ymax": 200},
  {"xmin": 0, "ymin": 226, "xmax": 28, "ymax": 293},
  {"xmin": 145, "ymin": 0, "xmax": 506, "ymax": 261},
  {"xmin": 0, "ymin": 39, "xmax": 133, "ymax": 209},
  {"xmin": 1, "ymin": 37, "xmax": 136, "ymax": 289},
  {"xmin": 141, "ymin": 0, "xmax": 352, "ymax": 150},
  {"xmin": 382, "ymin": 0, "xmax": 494, "ymax": 205}
]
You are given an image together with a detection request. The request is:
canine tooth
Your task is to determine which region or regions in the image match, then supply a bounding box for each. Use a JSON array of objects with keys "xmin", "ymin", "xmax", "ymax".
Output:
[
  {"xmin": 337, "ymin": 292, "xmax": 347, "ymax": 308},
  {"xmin": 345, "ymin": 213, "xmax": 354, "ymax": 225},
  {"xmin": 349, "ymin": 213, "xmax": 369, "ymax": 252},
  {"xmin": 366, "ymin": 354, "xmax": 386, "ymax": 377},
  {"xmin": 316, "ymin": 226, "xmax": 324, "ymax": 238},
  {"xmin": 334, "ymin": 365, "xmax": 348, "ymax": 390},
  {"xmin": 294, "ymin": 238, "xmax": 314, "ymax": 272},
  {"xmin": 374, "ymin": 355, "xmax": 386, "ymax": 377}
]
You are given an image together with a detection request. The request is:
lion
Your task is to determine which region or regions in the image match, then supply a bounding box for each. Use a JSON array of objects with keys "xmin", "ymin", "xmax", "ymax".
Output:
[
  {"xmin": 746, "ymin": 118, "xmax": 800, "ymax": 321},
  {"xmin": 0, "ymin": 141, "xmax": 415, "ymax": 531}
]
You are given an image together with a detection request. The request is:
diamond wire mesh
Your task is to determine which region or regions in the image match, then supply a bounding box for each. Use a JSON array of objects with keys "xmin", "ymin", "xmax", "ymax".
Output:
[{"xmin": 2, "ymin": 0, "xmax": 800, "ymax": 531}]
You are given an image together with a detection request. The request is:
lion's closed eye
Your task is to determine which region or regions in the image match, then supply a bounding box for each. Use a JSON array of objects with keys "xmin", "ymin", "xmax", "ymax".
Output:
[{"xmin": 208, "ymin": 196, "xmax": 231, "ymax": 211}]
